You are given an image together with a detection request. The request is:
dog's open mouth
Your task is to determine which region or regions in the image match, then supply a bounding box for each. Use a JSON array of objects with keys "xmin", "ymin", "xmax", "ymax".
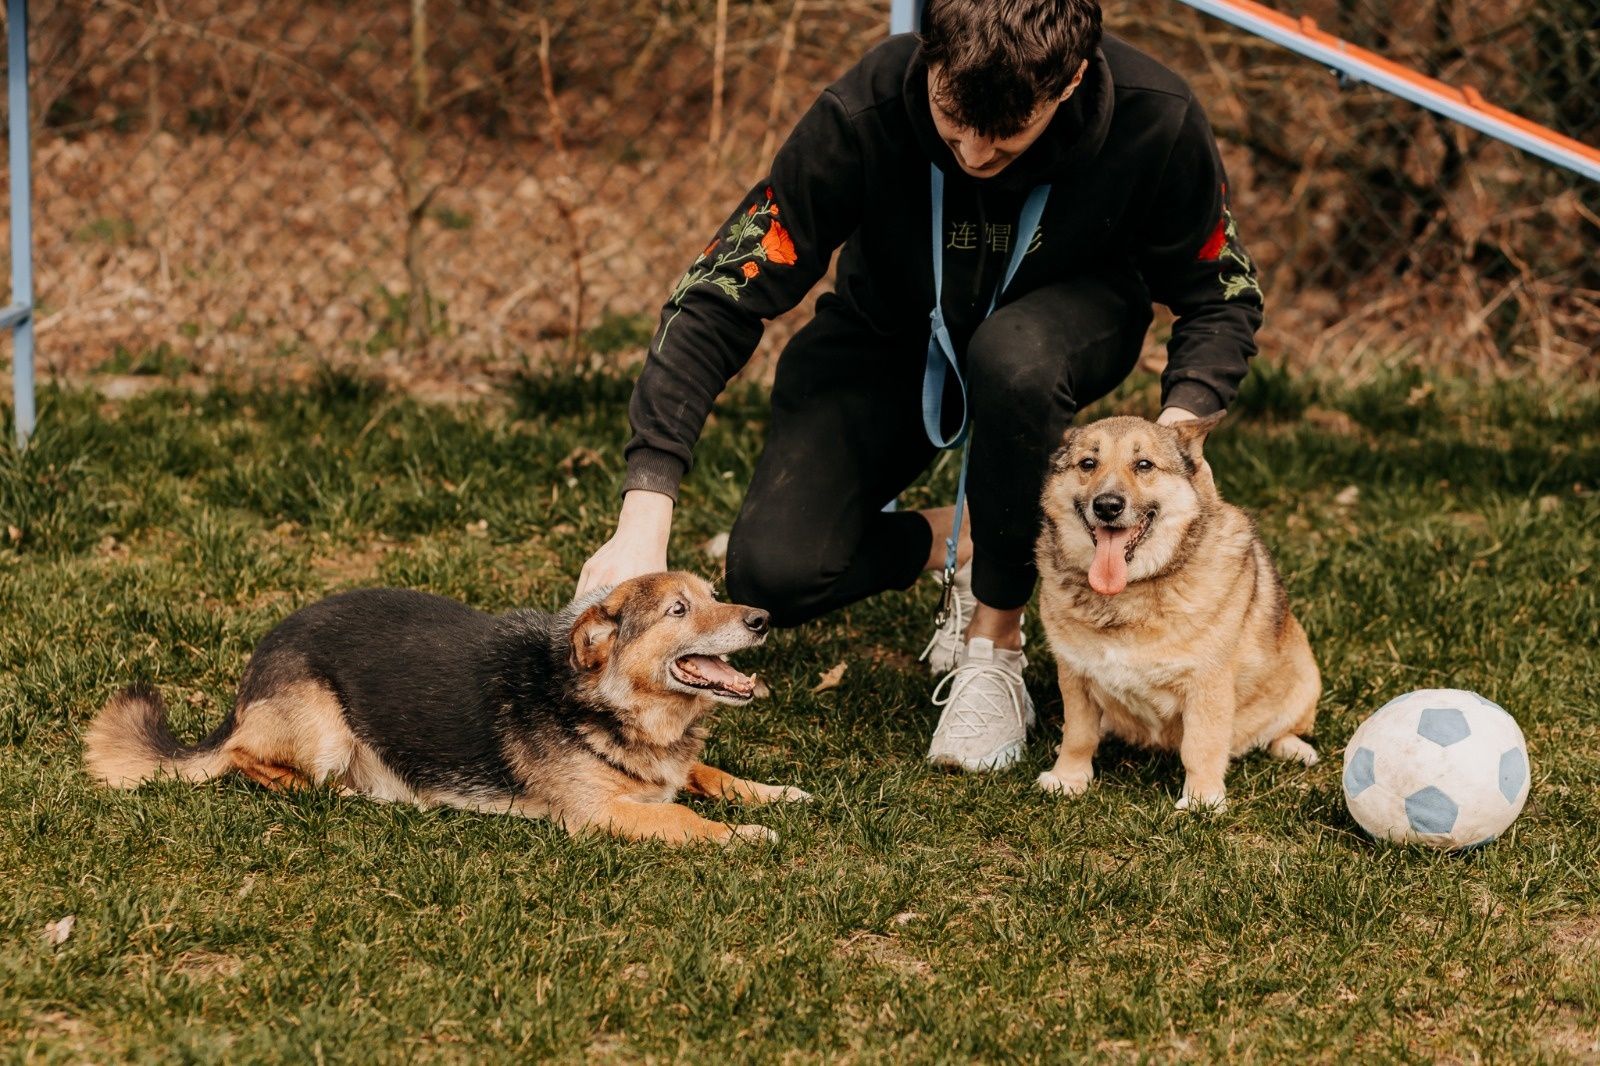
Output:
[
  {"xmin": 1081, "ymin": 510, "xmax": 1154, "ymax": 597},
  {"xmin": 670, "ymin": 654, "xmax": 757, "ymax": 701}
]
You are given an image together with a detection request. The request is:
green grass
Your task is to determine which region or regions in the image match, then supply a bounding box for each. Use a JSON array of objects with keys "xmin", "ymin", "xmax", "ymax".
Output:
[{"xmin": 1, "ymin": 369, "xmax": 1598, "ymax": 1063}]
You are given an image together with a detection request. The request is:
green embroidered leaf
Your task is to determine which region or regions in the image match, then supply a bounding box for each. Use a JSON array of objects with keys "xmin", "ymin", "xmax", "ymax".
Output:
[
  {"xmin": 669, "ymin": 268, "xmax": 706, "ymax": 304},
  {"xmin": 1221, "ymin": 274, "xmax": 1262, "ymax": 302},
  {"xmin": 710, "ymin": 277, "xmax": 743, "ymax": 299}
]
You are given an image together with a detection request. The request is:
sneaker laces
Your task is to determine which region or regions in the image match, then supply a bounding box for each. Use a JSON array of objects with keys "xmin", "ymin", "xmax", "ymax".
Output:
[{"xmin": 931, "ymin": 660, "xmax": 1027, "ymax": 741}]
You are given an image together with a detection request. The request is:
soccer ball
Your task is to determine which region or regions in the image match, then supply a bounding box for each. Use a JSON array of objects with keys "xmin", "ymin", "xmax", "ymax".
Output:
[{"xmin": 1342, "ymin": 689, "xmax": 1530, "ymax": 850}]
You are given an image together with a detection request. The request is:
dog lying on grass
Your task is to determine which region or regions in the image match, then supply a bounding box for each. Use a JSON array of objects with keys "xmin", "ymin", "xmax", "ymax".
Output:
[
  {"xmin": 1034, "ymin": 414, "xmax": 1320, "ymax": 810},
  {"xmin": 85, "ymin": 573, "xmax": 809, "ymax": 844}
]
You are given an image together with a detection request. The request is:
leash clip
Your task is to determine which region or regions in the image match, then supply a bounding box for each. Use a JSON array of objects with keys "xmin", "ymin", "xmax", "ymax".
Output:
[{"xmin": 932, "ymin": 564, "xmax": 956, "ymax": 626}]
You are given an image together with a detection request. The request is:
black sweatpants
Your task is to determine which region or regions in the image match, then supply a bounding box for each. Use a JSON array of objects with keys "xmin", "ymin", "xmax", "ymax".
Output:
[{"xmin": 724, "ymin": 276, "xmax": 1153, "ymax": 627}]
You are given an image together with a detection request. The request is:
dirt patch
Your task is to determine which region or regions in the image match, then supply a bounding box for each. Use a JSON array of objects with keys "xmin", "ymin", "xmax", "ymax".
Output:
[
  {"xmin": 311, "ymin": 542, "xmax": 393, "ymax": 586},
  {"xmin": 836, "ymin": 930, "xmax": 933, "ymax": 980},
  {"xmin": 22, "ymin": 1011, "xmax": 118, "ymax": 1058},
  {"xmin": 1537, "ymin": 1012, "xmax": 1600, "ymax": 1061},
  {"xmin": 169, "ymin": 948, "xmax": 244, "ymax": 982},
  {"xmin": 1546, "ymin": 915, "xmax": 1600, "ymax": 962}
]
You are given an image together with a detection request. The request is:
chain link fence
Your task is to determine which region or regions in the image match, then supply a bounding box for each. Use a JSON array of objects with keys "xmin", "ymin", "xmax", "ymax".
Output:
[{"xmin": 3, "ymin": 0, "xmax": 1596, "ymax": 395}]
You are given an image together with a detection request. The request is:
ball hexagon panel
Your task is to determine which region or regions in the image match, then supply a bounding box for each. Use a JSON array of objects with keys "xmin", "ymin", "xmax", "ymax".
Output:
[
  {"xmin": 1404, "ymin": 786, "xmax": 1459, "ymax": 834},
  {"xmin": 1416, "ymin": 707, "xmax": 1471, "ymax": 747},
  {"xmin": 1498, "ymin": 747, "xmax": 1528, "ymax": 804},
  {"xmin": 1344, "ymin": 747, "xmax": 1376, "ymax": 797}
]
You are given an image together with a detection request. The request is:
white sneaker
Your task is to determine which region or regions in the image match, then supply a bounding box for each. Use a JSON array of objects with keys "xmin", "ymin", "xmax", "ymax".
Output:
[
  {"xmin": 926, "ymin": 637, "xmax": 1035, "ymax": 772},
  {"xmin": 919, "ymin": 561, "xmax": 977, "ymax": 675}
]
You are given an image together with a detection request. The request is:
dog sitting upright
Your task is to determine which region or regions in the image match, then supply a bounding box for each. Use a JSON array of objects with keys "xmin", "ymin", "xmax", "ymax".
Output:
[
  {"xmin": 1034, "ymin": 414, "xmax": 1320, "ymax": 810},
  {"xmin": 85, "ymin": 573, "xmax": 808, "ymax": 844}
]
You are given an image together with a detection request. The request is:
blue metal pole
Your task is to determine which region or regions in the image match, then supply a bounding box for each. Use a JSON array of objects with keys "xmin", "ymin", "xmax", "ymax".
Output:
[
  {"xmin": 890, "ymin": 0, "xmax": 920, "ymax": 35},
  {"xmin": 883, "ymin": 0, "xmax": 921, "ymax": 515},
  {"xmin": 6, "ymin": 0, "xmax": 34, "ymax": 448}
]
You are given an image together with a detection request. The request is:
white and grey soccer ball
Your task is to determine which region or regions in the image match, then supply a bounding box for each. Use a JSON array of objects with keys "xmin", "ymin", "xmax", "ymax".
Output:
[{"xmin": 1342, "ymin": 689, "xmax": 1530, "ymax": 850}]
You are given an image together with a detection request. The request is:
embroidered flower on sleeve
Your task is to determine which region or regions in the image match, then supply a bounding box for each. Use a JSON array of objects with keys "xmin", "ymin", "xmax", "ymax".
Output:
[
  {"xmin": 660, "ymin": 191, "xmax": 802, "ymax": 345},
  {"xmin": 760, "ymin": 221, "xmax": 797, "ymax": 266},
  {"xmin": 1197, "ymin": 182, "xmax": 1261, "ymax": 303}
]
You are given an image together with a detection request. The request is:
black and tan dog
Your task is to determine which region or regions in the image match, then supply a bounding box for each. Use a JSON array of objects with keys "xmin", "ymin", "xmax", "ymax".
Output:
[
  {"xmin": 1035, "ymin": 414, "xmax": 1320, "ymax": 810},
  {"xmin": 85, "ymin": 573, "xmax": 809, "ymax": 844}
]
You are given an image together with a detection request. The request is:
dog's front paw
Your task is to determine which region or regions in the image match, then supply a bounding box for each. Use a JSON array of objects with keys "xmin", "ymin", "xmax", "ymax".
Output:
[
  {"xmin": 1268, "ymin": 735, "xmax": 1319, "ymax": 766},
  {"xmin": 1175, "ymin": 789, "xmax": 1228, "ymax": 813},
  {"xmin": 728, "ymin": 823, "xmax": 779, "ymax": 845},
  {"xmin": 1038, "ymin": 769, "xmax": 1093, "ymax": 797}
]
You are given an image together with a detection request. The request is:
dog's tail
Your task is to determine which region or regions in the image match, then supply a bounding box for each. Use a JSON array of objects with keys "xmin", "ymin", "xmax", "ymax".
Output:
[{"xmin": 84, "ymin": 685, "xmax": 233, "ymax": 788}]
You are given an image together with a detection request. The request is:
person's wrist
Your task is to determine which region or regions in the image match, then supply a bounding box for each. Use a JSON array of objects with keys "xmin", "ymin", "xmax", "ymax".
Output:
[
  {"xmin": 618, "ymin": 489, "xmax": 674, "ymax": 541},
  {"xmin": 1157, "ymin": 405, "xmax": 1201, "ymax": 426}
]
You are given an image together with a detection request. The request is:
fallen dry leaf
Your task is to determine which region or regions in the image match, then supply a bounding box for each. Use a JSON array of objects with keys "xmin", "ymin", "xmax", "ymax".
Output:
[
  {"xmin": 811, "ymin": 662, "xmax": 847, "ymax": 694},
  {"xmin": 559, "ymin": 447, "xmax": 603, "ymax": 475},
  {"xmin": 752, "ymin": 676, "xmax": 772, "ymax": 699},
  {"xmin": 41, "ymin": 915, "xmax": 75, "ymax": 947},
  {"xmin": 6, "ymin": 525, "xmax": 21, "ymax": 545},
  {"xmin": 1405, "ymin": 382, "xmax": 1435, "ymax": 407},
  {"xmin": 1334, "ymin": 485, "xmax": 1361, "ymax": 507},
  {"xmin": 1537, "ymin": 495, "xmax": 1561, "ymax": 514}
]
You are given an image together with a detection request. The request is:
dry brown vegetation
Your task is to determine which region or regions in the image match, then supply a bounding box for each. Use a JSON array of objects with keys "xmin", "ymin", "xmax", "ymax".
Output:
[{"xmin": 4, "ymin": 0, "xmax": 1596, "ymax": 392}]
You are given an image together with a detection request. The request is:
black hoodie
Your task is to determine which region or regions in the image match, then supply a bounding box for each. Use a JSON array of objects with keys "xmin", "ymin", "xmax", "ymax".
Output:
[{"xmin": 624, "ymin": 33, "xmax": 1263, "ymax": 499}]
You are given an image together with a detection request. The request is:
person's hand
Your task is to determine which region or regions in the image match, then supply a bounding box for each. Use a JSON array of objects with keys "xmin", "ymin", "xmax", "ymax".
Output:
[
  {"xmin": 1155, "ymin": 405, "xmax": 1201, "ymax": 427},
  {"xmin": 576, "ymin": 490, "xmax": 674, "ymax": 597}
]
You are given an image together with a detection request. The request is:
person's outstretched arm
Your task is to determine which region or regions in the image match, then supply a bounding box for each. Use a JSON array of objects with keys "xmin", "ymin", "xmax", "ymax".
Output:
[
  {"xmin": 1137, "ymin": 97, "xmax": 1265, "ymax": 423},
  {"xmin": 578, "ymin": 87, "xmax": 866, "ymax": 594}
]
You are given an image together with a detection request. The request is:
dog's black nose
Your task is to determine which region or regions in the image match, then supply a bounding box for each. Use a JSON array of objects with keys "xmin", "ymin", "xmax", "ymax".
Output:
[
  {"xmin": 744, "ymin": 610, "xmax": 770, "ymax": 635},
  {"xmin": 1092, "ymin": 493, "xmax": 1125, "ymax": 522}
]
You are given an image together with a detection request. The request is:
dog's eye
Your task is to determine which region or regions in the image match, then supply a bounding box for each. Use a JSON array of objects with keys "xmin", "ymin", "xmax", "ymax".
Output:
[
  {"xmin": 1134, "ymin": 459, "xmax": 1154, "ymax": 473},
  {"xmin": 666, "ymin": 601, "xmax": 688, "ymax": 617},
  {"xmin": 1078, "ymin": 457, "xmax": 1097, "ymax": 472}
]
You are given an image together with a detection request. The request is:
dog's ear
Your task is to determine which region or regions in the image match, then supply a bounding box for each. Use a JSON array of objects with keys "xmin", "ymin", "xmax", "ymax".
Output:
[
  {"xmin": 569, "ymin": 603, "xmax": 619, "ymax": 672},
  {"xmin": 1169, "ymin": 411, "xmax": 1226, "ymax": 474},
  {"xmin": 1048, "ymin": 427, "xmax": 1079, "ymax": 472}
]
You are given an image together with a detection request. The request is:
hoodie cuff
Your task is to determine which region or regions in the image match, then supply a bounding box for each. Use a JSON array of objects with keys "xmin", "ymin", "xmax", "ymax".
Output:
[
  {"xmin": 622, "ymin": 448, "xmax": 688, "ymax": 502},
  {"xmin": 1161, "ymin": 380, "xmax": 1225, "ymax": 418}
]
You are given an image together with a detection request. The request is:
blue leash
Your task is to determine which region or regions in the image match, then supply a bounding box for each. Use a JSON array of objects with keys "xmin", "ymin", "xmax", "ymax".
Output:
[{"xmin": 923, "ymin": 163, "xmax": 1050, "ymax": 624}]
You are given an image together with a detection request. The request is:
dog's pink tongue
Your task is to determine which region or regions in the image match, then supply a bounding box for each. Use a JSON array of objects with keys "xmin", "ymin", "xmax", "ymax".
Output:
[
  {"xmin": 1089, "ymin": 528, "xmax": 1132, "ymax": 596},
  {"xmin": 680, "ymin": 655, "xmax": 754, "ymax": 694}
]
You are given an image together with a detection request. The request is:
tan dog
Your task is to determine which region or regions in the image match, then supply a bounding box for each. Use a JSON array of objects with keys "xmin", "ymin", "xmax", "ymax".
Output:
[
  {"xmin": 1034, "ymin": 414, "xmax": 1319, "ymax": 810},
  {"xmin": 86, "ymin": 573, "xmax": 809, "ymax": 844}
]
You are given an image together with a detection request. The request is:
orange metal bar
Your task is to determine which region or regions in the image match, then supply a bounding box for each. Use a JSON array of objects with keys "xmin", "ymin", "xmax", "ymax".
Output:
[{"xmin": 1175, "ymin": 0, "xmax": 1600, "ymax": 181}]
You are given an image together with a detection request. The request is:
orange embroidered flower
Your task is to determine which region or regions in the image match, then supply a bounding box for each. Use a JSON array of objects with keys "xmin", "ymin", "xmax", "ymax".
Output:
[
  {"xmin": 769, "ymin": 205, "xmax": 780, "ymax": 216},
  {"xmin": 742, "ymin": 261, "xmax": 761, "ymax": 279},
  {"xmin": 765, "ymin": 186, "xmax": 774, "ymax": 200},
  {"xmin": 747, "ymin": 204, "xmax": 758, "ymax": 216},
  {"xmin": 760, "ymin": 220, "xmax": 797, "ymax": 265},
  {"xmin": 702, "ymin": 240, "xmax": 718, "ymax": 259}
]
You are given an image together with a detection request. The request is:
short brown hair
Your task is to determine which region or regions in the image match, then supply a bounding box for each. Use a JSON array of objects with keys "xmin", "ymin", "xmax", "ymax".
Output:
[{"xmin": 921, "ymin": 0, "xmax": 1103, "ymax": 138}]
